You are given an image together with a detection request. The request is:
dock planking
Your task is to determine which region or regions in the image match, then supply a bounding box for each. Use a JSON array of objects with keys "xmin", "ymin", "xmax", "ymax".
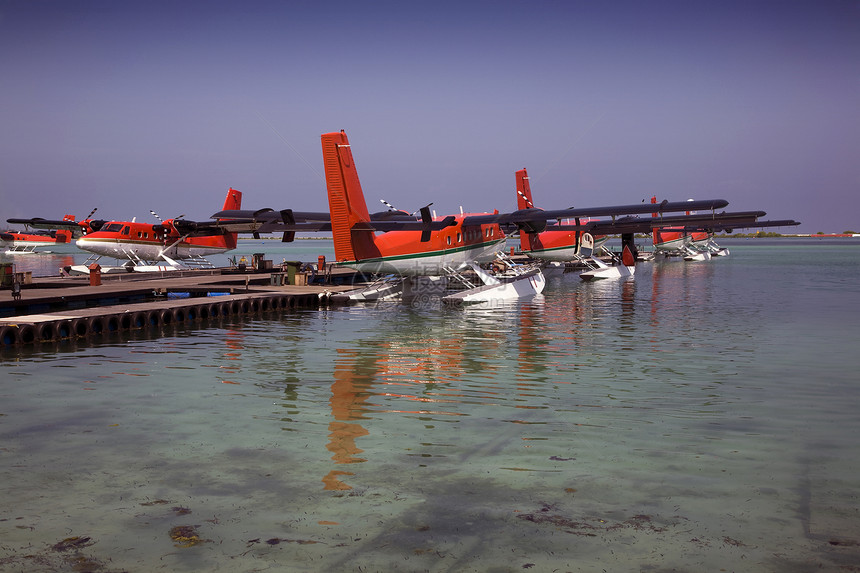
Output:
[{"xmin": 0, "ymin": 268, "xmax": 364, "ymax": 346}]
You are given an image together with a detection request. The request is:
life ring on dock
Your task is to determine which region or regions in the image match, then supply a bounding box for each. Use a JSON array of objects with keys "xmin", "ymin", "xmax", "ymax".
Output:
[
  {"xmin": 105, "ymin": 315, "xmax": 120, "ymax": 333},
  {"xmin": 206, "ymin": 303, "xmax": 219, "ymax": 318},
  {"xmin": 259, "ymin": 298, "xmax": 271, "ymax": 312},
  {"xmin": 0, "ymin": 325, "xmax": 18, "ymax": 346},
  {"xmin": 147, "ymin": 310, "xmax": 160, "ymax": 327},
  {"xmin": 301, "ymin": 263, "xmax": 317, "ymax": 283},
  {"xmin": 36, "ymin": 322, "xmax": 56, "ymax": 342},
  {"xmin": 186, "ymin": 306, "xmax": 198, "ymax": 321},
  {"xmin": 249, "ymin": 299, "xmax": 260, "ymax": 313},
  {"xmin": 71, "ymin": 318, "xmax": 89, "ymax": 337},
  {"xmin": 160, "ymin": 309, "xmax": 174, "ymax": 325},
  {"xmin": 239, "ymin": 300, "xmax": 249, "ymax": 314},
  {"xmin": 172, "ymin": 308, "xmax": 187, "ymax": 323},
  {"xmin": 16, "ymin": 324, "xmax": 36, "ymax": 344},
  {"xmin": 286, "ymin": 296, "xmax": 297, "ymax": 309},
  {"xmin": 55, "ymin": 320, "xmax": 72, "ymax": 340},
  {"xmin": 87, "ymin": 316, "xmax": 105, "ymax": 335},
  {"xmin": 230, "ymin": 300, "xmax": 241, "ymax": 315},
  {"xmin": 218, "ymin": 301, "xmax": 230, "ymax": 316}
]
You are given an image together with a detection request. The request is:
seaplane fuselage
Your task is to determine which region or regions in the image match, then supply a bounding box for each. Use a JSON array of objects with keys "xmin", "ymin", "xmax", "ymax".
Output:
[
  {"xmin": 76, "ymin": 221, "xmax": 236, "ymax": 260},
  {"xmin": 337, "ymin": 215, "xmax": 506, "ymax": 276},
  {"xmin": 1, "ymin": 228, "xmax": 73, "ymax": 246},
  {"xmin": 519, "ymin": 227, "xmax": 609, "ymax": 262},
  {"xmin": 652, "ymin": 228, "xmax": 691, "ymax": 253}
]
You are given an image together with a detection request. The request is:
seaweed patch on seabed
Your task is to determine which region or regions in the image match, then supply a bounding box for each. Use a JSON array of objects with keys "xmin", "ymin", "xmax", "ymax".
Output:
[
  {"xmin": 0, "ymin": 535, "xmax": 128, "ymax": 573},
  {"xmin": 517, "ymin": 503, "xmax": 679, "ymax": 537},
  {"xmin": 169, "ymin": 525, "xmax": 211, "ymax": 548}
]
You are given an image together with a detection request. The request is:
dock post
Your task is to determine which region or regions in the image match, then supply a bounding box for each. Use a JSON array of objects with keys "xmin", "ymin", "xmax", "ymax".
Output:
[{"xmin": 88, "ymin": 264, "xmax": 102, "ymax": 286}]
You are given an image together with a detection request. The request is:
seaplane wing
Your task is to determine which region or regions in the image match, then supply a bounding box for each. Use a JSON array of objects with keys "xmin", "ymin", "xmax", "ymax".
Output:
[
  {"xmin": 6, "ymin": 217, "xmax": 105, "ymax": 235},
  {"xmin": 460, "ymin": 198, "xmax": 731, "ymax": 234},
  {"xmin": 543, "ymin": 210, "xmax": 774, "ymax": 235},
  {"xmin": 7, "ymin": 217, "xmax": 81, "ymax": 230},
  {"xmin": 674, "ymin": 219, "xmax": 801, "ymax": 233},
  {"xmin": 209, "ymin": 207, "xmax": 457, "ymax": 240}
]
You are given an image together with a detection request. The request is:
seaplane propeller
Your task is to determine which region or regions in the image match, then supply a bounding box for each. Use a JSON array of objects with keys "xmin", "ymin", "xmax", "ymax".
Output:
[
  {"xmin": 377, "ymin": 200, "xmax": 437, "ymax": 241},
  {"xmin": 278, "ymin": 209, "xmax": 295, "ymax": 242}
]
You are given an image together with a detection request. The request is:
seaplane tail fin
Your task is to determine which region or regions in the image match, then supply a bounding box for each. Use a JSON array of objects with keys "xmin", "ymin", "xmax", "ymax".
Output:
[
  {"xmin": 321, "ymin": 130, "xmax": 379, "ymax": 262},
  {"xmin": 219, "ymin": 188, "xmax": 243, "ymax": 249},
  {"xmin": 650, "ymin": 196, "xmax": 662, "ymax": 246},
  {"xmin": 516, "ymin": 168, "xmax": 536, "ymax": 251},
  {"xmin": 516, "ymin": 169, "xmax": 535, "ymax": 210},
  {"xmin": 222, "ymin": 188, "xmax": 243, "ymax": 212}
]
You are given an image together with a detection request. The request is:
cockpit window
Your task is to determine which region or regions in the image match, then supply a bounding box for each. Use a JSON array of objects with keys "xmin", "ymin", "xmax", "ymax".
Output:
[{"xmin": 102, "ymin": 223, "xmax": 123, "ymax": 232}]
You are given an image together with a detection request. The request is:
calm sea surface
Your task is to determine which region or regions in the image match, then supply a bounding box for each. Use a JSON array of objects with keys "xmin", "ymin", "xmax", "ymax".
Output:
[{"xmin": 2, "ymin": 239, "xmax": 859, "ymax": 572}]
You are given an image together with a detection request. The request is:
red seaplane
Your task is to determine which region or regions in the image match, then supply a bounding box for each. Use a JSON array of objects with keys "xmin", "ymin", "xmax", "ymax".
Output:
[
  {"xmin": 2, "ymin": 210, "xmax": 106, "ymax": 254},
  {"xmin": 648, "ymin": 196, "xmax": 798, "ymax": 261},
  {"xmin": 1, "ymin": 218, "xmax": 75, "ymax": 254},
  {"xmin": 9, "ymin": 190, "xmax": 243, "ymax": 274},
  {"xmin": 504, "ymin": 168, "xmax": 802, "ymax": 278}
]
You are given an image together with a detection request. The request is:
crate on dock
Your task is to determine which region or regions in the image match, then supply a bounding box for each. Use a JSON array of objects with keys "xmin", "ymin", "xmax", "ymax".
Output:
[
  {"xmin": 270, "ymin": 272, "xmax": 286, "ymax": 286},
  {"xmin": 14, "ymin": 271, "xmax": 32, "ymax": 285}
]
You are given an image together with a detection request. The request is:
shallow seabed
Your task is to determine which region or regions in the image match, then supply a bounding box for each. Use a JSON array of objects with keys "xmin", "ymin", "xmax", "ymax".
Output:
[{"xmin": 2, "ymin": 240, "xmax": 859, "ymax": 572}]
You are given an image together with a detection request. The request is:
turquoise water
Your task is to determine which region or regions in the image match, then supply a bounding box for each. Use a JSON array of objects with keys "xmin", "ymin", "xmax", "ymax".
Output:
[{"xmin": 2, "ymin": 239, "xmax": 859, "ymax": 572}]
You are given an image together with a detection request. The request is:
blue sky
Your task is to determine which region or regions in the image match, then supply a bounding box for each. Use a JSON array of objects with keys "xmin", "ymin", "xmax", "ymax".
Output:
[{"xmin": 1, "ymin": 0, "xmax": 857, "ymax": 233}]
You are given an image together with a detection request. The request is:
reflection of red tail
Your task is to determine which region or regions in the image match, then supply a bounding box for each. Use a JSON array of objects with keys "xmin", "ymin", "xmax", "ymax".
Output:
[
  {"xmin": 622, "ymin": 244, "xmax": 636, "ymax": 266},
  {"xmin": 321, "ymin": 131, "xmax": 380, "ymax": 263}
]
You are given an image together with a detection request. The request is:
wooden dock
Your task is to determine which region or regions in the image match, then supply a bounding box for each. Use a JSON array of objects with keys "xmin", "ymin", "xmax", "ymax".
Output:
[{"xmin": 0, "ymin": 267, "xmax": 364, "ymax": 347}]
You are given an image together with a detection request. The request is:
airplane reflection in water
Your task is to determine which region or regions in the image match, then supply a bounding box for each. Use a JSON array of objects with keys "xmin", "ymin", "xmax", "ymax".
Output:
[
  {"xmin": 205, "ymin": 306, "xmax": 557, "ymax": 492},
  {"xmin": 207, "ymin": 262, "xmax": 751, "ymax": 493}
]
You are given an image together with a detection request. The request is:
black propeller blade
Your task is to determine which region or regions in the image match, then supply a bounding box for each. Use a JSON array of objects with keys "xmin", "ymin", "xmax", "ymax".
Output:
[{"xmin": 280, "ymin": 209, "xmax": 296, "ymax": 243}]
